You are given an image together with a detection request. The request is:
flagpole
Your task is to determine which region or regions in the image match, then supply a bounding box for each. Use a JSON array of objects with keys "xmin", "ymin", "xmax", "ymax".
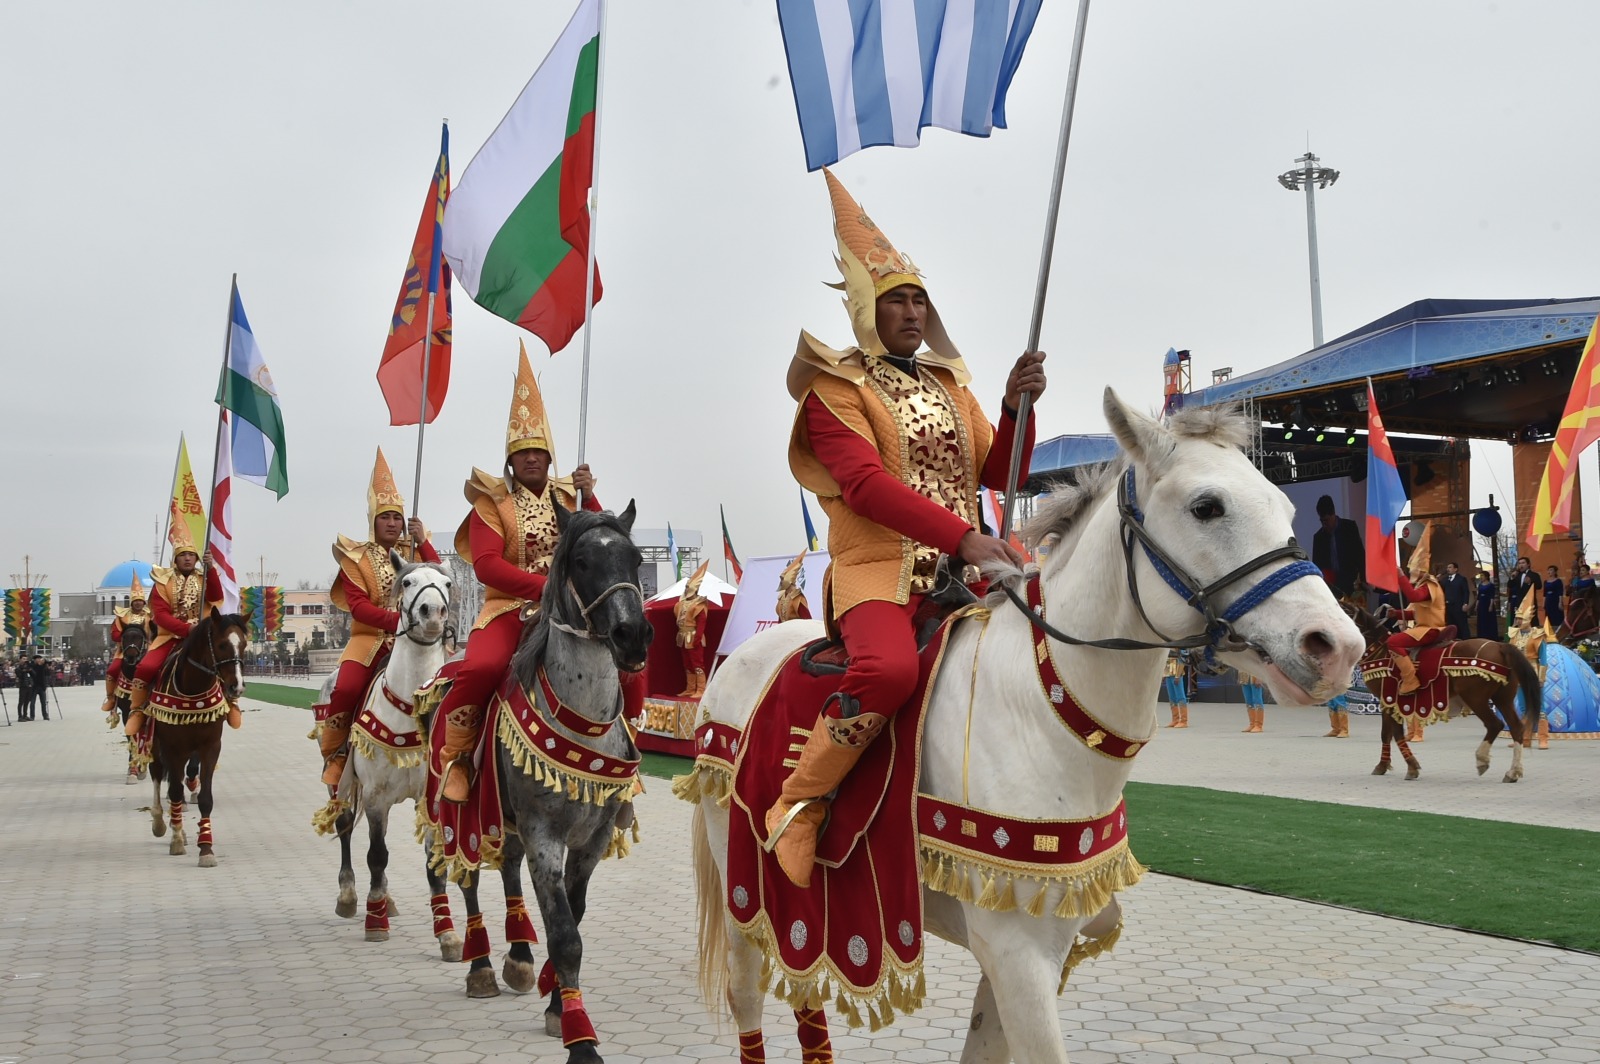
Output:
[
  {"xmin": 208, "ymin": 274, "xmax": 239, "ymax": 568},
  {"xmin": 574, "ymin": 0, "xmax": 608, "ymax": 488},
  {"xmin": 999, "ymin": 0, "xmax": 1092, "ymax": 541},
  {"xmin": 410, "ymin": 120, "xmax": 449, "ymax": 553}
]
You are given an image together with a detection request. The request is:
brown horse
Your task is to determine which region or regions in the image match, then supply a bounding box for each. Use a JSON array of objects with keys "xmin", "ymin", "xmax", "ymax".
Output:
[
  {"xmin": 1558, "ymin": 582, "xmax": 1600, "ymax": 644},
  {"xmin": 1345, "ymin": 605, "xmax": 1541, "ymax": 782},
  {"xmin": 143, "ymin": 609, "xmax": 251, "ymax": 866}
]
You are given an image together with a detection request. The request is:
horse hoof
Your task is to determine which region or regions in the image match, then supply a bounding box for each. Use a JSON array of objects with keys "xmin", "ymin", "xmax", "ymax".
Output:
[
  {"xmin": 1371, "ymin": 762, "xmax": 1389, "ymax": 776},
  {"xmin": 335, "ymin": 895, "xmax": 358, "ymax": 920},
  {"xmin": 1503, "ymin": 773, "xmax": 1520, "ymax": 783},
  {"xmin": 1404, "ymin": 762, "xmax": 1420, "ymax": 781},
  {"xmin": 137, "ymin": 767, "xmax": 148, "ymax": 780},
  {"xmin": 544, "ymin": 1010, "xmax": 563, "ymax": 1038},
  {"xmin": 438, "ymin": 933, "xmax": 463, "ymax": 963},
  {"xmin": 125, "ymin": 774, "xmax": 138, "ymax": 786},
  {"xmin": 1477, "ymin": 763, "xmax": 1489, "ymax": 776},
  {"xmin": 466, "ymin": 968, "xmax": 501, "ymax": 999},
  {"xmin": 364, "ymin": 929, "xmax": 390, "ymax": 943},
  {"xmin": 169, "ymin": 839, "xmax": 186, "ymax": 856},
  {"xmin": 503, "ymin": 957, "xmax": 537, "ymax": 993},
  {"xmin": 198, "ymin": 853, "xmax": 217, "ymax": 868},
  {"xmin": 151, "ymin": 817, "xmax": 166, "ymax": 839}
]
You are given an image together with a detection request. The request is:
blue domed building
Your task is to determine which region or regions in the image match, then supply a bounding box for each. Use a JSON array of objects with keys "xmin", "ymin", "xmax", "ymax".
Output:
[{"xmin": 96, "ymin": 559, "xmax": 157, "ymax": 613}]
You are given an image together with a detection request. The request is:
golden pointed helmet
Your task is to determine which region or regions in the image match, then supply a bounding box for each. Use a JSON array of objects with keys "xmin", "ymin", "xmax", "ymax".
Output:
[
  {"xmin": 129, "ymin": 569, "xmax": 146, "ymax": 603},
  {"xmin": 1406, "ymin": 522, "xmax": 1433, "ymax": 577},
  {"xmin": 684, "ymin": 560, "xmax": 710, "ymax": 600},
  {"xmin": 505, "ymin": 341, "xmax": 556, "ymax": 463},
  {"xmin": 367, "ymin": 446, "xmax": 406, "ymax": 539},
  {"xmin": 167, "ymin": 499, "xmax": 199, "ymax": 558},
  {"xmin": 1515, "ymin": 582, "xmax": 1540, "ymax": 626},
  {"xmin": 778, "ymin": 549, "xmax": 807, "ymax": 592}
]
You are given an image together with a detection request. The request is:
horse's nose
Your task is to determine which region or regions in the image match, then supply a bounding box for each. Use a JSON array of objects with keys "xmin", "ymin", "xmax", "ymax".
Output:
[{"xmin": 1301, "ymin": 623, "xmax": 1364, "ymax": 678}]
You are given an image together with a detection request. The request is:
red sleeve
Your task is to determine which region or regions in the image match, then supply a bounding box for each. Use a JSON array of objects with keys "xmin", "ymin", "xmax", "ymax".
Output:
[
  {"xmin": 152, "ymin": 589, "xmax": 192, "ymax": 638},
  {"xmin": 468, "ymin": 511, "xmax": 548, "ymax": 601},
  {"xmin": 416, "ymin": 539, "xmax": 441, "ymax": 564},
  {"xmin": 978, "ymin": 403, "xmax": 1036, "ymax": 491},
  {"xmin": 204, "ymin": 567, "xmax": 224, "ymax": 609},
  {"xmin": 110, "ymin": 619, "xmax": 124, "ymax": 641},
  {"xmin": 804, "ymin": 393, "xmax": 972, "ymax": 556},
  {"xmin": 340, "ymin": 572, "xmax": 400, "ymax": 633},
  {"xmin": 1395, "ymin": 572, "xmax": 1430, "ymax": 607},
  {"xmin": 582, "ymin": 491, "xmax": 603, "ymax": 513}
]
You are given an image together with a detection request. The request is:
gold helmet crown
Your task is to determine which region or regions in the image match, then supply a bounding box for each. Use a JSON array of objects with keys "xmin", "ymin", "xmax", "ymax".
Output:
[
  {"xmin": 1406, "ymin": 523, "xmax": 1433, "ymax": 577},
  {"xmin": 506, "ymin": 341, "xmax": 555, "ymax": 462},
  {"xmin": 684, "ymin": 560, "xmax": 710, "ymax": 600},
  {"xmin": 129, "ymin": 569, "xmax": 146, "ymax": 601},
  {"xmin": 167, "ymin": 498, "xmax": 199, "ymax": 558},
  {"xmin": 367, "ymin": 446, "xmax": 406, "ymax": 538}
]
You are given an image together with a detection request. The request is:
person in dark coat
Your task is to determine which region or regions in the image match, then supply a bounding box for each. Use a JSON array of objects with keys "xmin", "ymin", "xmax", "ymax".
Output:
[
  {"xmin": 1440, "ymin": 562, "xmax": 1471, "ymax": 636},
  {"xmin": 15, "ymin": 657, "xmax": 36, "ymax": 721},
  {"xmin": 1506, "ymin": 557, "xmax": 1538, "ymax": 628},
  {"xmin": 1475, "ymin": 570, "xmax": 1500, "ymax": 640},
  {"xmin": 26, "ymin": 655, "xmax": 50, "ymax": 720},
  {"xmin": 1544, "ymin": 565, "xmax": 1565, "ymax": 630},
  {"xmin": 1311, "ymin": 495, "xmax": 1365, "ymax": 597}
]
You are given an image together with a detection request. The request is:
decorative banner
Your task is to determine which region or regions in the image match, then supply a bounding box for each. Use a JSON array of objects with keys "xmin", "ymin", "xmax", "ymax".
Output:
[
  {"xmin": 239, "ymin": 586, "xmax": 284, "ymax": 641},
  {"xmin": 3, "ymin": 588, "xmax": 48, "ymax": 640},
  {"xmin": 31, "ymin": 588, "xmax": 49, "ymax": 637}
]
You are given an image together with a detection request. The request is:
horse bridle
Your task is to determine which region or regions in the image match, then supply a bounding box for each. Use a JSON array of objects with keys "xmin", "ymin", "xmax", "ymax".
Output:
[
  {"xmin": 395, "ymin": 579, "xmax": 453, "ymax": 647},
  {"xmin": 1004, "ymin": 466, "xmax": 1323, "ymax": 665},
  {"xmin": 544, "ymin": 526, "xmax": 645, "ymax": 644},
  {"xmin": 172, "ymin": 620, "xmax": 245, "ymax": 695}
]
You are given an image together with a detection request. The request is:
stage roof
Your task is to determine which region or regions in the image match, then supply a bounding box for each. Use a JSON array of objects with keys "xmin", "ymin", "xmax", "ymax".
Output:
[{"xmin": 1185, "ymin": 297, "xmax": 1599, "ymax": 440}]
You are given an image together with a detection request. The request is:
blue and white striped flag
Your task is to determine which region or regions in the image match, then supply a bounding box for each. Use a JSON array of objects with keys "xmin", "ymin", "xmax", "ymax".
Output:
[{"xmin": 777, "ymin": 0, "xmax": 1045, "ymax": 171}]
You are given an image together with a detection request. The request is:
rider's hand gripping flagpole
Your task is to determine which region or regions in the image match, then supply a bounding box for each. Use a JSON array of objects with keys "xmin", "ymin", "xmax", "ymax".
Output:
[{"xmin": 1000, "ymin": 0, "xmax": 1093, "ymax": 542}]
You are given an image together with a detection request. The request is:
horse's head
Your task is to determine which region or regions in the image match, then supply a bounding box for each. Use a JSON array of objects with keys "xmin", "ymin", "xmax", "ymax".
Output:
[
  {"xmin": 550, "ymin": 500, "xmax": 652, "ymax": 671},
  {"xmin": 201, "ymin": 608, "xmax": 252, "ymax": 703},
  {"xmin": 390, "ymin": 550, "xmax": 452, "ymax": 646},
  {"xmin": 1099, "ymin": 388, "xmax": 1365, "ymax": 704},
  {"xmin": 119, "ymin": 623, "xmax": 148, "ymax": 673}
]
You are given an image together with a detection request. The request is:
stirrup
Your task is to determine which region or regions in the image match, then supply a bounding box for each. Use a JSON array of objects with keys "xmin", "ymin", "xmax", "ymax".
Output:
[{"xmin": 762, "ymin": 798, "xmax": 820, "ymax": 852}]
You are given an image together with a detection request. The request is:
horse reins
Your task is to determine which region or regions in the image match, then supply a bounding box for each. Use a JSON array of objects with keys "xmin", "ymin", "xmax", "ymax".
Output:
[
  {"xmin": 166, "ymin": 618, "xmax": 245, "ymax": 697},
  {"xmin": 394, "ymin": 579, "xmax": 453, "ymax": 647},
  {"xmin": 1004, "ymin": 465, "xmax": 1323, "ymax": 666},
  {"xmin": 543, "ymin": 525, "xmax": 645, "ymax": 643}
]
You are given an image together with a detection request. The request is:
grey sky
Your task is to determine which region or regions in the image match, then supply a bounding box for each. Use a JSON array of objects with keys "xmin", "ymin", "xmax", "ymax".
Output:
[{"xmin": 5, "ymin": 1, "xmax": 1598, "ymax": 595}]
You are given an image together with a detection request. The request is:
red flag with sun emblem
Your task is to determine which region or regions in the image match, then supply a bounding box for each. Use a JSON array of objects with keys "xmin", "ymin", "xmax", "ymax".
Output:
[{"xmin": 378, "ymin": 123, "xmax": 453, "ymax": 425}]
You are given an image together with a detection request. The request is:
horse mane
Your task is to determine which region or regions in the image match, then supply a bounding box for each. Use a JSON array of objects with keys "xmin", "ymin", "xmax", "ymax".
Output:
[
  {"xmin": 510, "ymin": 507, "xmax": 637, "ymax": 686},
  {"xmin": 1021, "ymin": 403, "xmax": 1252, "ymax": 554}
]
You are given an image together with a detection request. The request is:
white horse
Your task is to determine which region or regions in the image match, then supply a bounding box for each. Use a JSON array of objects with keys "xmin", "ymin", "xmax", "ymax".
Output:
[
  {"xmin": 685, "ymin": 390, "xmax": 1367, "ymax": 1063},
  {"xmin": 316, "ymin": 553, "xmax": 460, "ymax": 959}
]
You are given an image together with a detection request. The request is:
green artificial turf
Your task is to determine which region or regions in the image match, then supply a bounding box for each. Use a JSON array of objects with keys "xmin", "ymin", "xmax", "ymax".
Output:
[
  {"xmin": 244, "ymin": 682, "xmax": 318, "ymax": 710},
  {"xmin": 642, "ymin": 751, "xmax": 693, "ymax": 781},
  {"xmin": 1124, "ymin": 781, "xmax": 1599, "ymax": 953}
]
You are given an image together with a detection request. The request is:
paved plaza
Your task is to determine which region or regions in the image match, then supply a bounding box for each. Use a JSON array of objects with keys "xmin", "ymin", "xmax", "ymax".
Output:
[{"xmin": 1, "ymin": 684, "xmax": 1596, "ymax": 1063}]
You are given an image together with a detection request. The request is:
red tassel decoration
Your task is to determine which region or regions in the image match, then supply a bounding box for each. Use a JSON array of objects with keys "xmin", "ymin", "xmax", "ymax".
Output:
[
  {"xmin": 559, "ymin": 988, "xmax": 598, "ymax": 1047},
  {"xmin": 504, "ymin": 894, "xmax": 538, "ymax": 944},
  {"xmin": 795, "ymin": 1007, "xmax": 833, "ymax": 1064},
  {"xmin": 463, "ymin": 912, "xmax": 491, "ymax": 963},
  {"xmin": 364, "ymin": 897, "xmax": 390, "ymax": 935},
  {"xmin": 430, "ymin": 892, "xmax": 454, "ymax": 937},
  {"xmin": 738, "ymin": 1029, "xmax": 767, "ymax": 1062}
]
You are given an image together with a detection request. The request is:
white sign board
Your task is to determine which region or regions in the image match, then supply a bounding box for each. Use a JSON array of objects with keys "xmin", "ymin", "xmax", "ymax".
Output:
[{"xmin": 716, "ymin": 551, "xmax": 832, "ymax": 658}]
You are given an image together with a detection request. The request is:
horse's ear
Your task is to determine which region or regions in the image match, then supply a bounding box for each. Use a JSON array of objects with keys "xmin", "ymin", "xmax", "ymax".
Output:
[
  {"xmin": 617, "ymin": 499, "xmax": 637, "ymax": 535},
  {"xmin": 209, "ymin": 606, "xmax": 222, "ymax": 621},
  {"xmin": 1103, "ymin": 387, "xmax": 1172, "ymax": 473},
  {"xmin": 389, "ymin": 548, "xmax": 406, "ymax": 574},
  {"xmin": 556, "ymin": 501, "xmax": 574, "ymax": 533}
]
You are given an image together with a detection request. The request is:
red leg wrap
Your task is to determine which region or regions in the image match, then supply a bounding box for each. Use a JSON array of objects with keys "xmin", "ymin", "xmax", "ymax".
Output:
[
  {"xmin": 169, "ymin": 801, "xmax": 184, "ymax": 830},
  {"xmin": 559, "ymin": 988, "xmax": 598, "ymax": 1047},
  {"xmin": 364, "ymin": 897, "xmax": 390, "ymax": 934},
  {"xmin": 537, "ymin": 958, "xmax": 558, "ymax": 998},
  {"xmin": 197, "ymin": 818, "xmax": 214, "ymax": 848},
  {"xmin": 430, "ymin": 892, "xmax": 454, "ymax": 937},
  {"xmin": 463, "ymin": 913, "xmax": 491, "ymax": 963},
  {"xmin": 504, "ymin": 894, "xmax": 538, "ymax": 944},
  {"xmin": 795, "ymin": 1008, "xmax": 832, "ymax": 1064},
  {"xmin": 738, "ymin": 1029, "xmax": 767, "ymax": 1063}
]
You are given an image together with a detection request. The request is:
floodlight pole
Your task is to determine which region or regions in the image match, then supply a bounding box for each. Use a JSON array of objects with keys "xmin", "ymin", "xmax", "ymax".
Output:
[{"xmin": 1277, "ymin": 152, "xmax": 1339, "ymax": 348}]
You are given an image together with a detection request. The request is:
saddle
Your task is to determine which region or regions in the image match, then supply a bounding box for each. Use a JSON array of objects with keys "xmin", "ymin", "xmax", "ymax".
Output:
[
  {"xmin": 802, "ymin": 555, "xmax": 980, "ymax": 674},
  {"xmin": 1363, "ymin": 637, "xmax": 1509, "ymax": 722}
]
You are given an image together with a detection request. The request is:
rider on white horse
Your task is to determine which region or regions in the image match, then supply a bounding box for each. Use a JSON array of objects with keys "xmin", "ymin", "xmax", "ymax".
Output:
[
  {"xmin": 314, "ymin": 447, "xmax": 441, "ymax": 793},
  {"xmin": 767, "ymin": 168, "xmax": 1046, "ymax": 888}
]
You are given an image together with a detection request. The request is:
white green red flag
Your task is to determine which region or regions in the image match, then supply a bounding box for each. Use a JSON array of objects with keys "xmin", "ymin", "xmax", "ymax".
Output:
[
  {"xmin": 443, "ymin": 0, "xmax": 602, "ymax": 354},
  {"xmin": 217, "ymin": 282, "xmax": 289, "ymax": 498}
]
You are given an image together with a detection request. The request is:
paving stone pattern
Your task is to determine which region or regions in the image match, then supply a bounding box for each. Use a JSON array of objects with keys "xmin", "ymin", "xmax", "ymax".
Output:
[{"xmin": 0, "ymin": 686, "xmax": 1595, "ymax": 1062}]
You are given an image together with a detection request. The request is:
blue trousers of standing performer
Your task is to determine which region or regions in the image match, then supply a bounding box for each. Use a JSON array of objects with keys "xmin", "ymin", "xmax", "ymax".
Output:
[{"xmin": 1163, "ymin": 676, "xmax": 1187, "ymax": 706}]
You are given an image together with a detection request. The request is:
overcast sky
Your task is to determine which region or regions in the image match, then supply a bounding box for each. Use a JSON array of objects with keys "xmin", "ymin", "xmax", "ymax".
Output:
[{"xmin": 5, "ymin": 0, "xmax": 1598, "ymax": 595}]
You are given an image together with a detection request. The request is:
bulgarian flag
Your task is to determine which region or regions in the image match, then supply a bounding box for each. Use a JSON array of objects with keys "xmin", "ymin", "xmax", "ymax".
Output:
[{"xmin": 444, "ymin": 0, "xmax": 602, "ymax": 354}]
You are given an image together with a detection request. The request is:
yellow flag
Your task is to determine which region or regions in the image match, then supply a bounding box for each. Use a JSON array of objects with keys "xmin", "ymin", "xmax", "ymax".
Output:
[{"xmin": 168, "ymin": 434, "xmax": 208, "ymax": 556}]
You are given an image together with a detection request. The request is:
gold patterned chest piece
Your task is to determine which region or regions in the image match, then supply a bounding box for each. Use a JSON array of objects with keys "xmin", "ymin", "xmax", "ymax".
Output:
[
  {"xmin": 174, "ymin": 572, "xmax": 203, "ymax": 621},
  {"xmin": 513, "ymin": 486, "xmax": 561, "ymax": 575},
  {"xmin": 364, "ymin": 543, "xmax": 397, "ymax": 604}
]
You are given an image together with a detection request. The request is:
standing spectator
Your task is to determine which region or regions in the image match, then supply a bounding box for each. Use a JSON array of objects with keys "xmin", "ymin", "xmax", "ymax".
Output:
[
  {"xmin": 1544, "ymin": 565, "xmax": 1565, "ymax": 630},
  {"xmin": 1506, "ymin": 557, "xmax": 1538, "ymax": 629},
  {"xmin": 29, "ymin": 655, "xmax": 51, "ymax": 720},
  {"xmin": 1311, "ymin": 495, "xmax": 1366, "ymax": 598},
  {"xmin": 16, "ymin": 657, "xmax": 36, "ymax": 721},
  {"xmin": 1475, "ymin": 570, "xmax": 1500, "ymax": 640},
  {"xmin": 1440, "ymin": 562, "xmax": 1471, "ymax": 636}
]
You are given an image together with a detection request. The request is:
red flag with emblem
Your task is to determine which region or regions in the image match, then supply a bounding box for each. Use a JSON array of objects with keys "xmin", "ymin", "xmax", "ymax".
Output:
[{"xmin": 378, "ymin": 124, "xmax": 453, "ymax": 426}]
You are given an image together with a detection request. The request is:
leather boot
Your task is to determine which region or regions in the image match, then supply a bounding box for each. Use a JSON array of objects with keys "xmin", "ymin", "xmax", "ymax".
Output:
[
  {"xmin": 764, "ymin": 695, "xmax": 885, "ymax": 889},
  {"xmin": 1336, "ymin": 710, "xmax": 1351, "ymax": 737},
  {"xmin": 319, "ymin": 712, "xmax": 352, "ymax": 787},
  {"xmin": 1250, "ymin": 707, "xmax": 1264, "ymax": 733},
  {"xmin": 226, "ymin": 701, "xmax": 242, "ymax": 730},
  {"xmin": 439, "ymin": 705, "xmax": 484, "ymax": 805},
  {"xmin": 1408, "ymin": 717, "xmax": 1424, "ymax": 742},
  {"xmin": 1175, "ymin": 703, "xmax": 1188, "ymax": 728},
  {"xmin": 1241, "ymin": 707, "xmax": 1254, "ymax": 733},
  {"xmin": 1324, "ymin": 710, "xmax": 1341, "ymax": 737},
  {"xmin": 676, "ymin": 672, "xmax": 696, "ymax": 699},
  {"xmin": 1393, "ymin": 653, "xmax": 1420, "ymax": 695},
  {"xmin": 1167, "ymin": 704, "xmax": 1183, "ymax": 728},
  {"xmin": 123, "ymin": 682, "xmax": 149, "ymax": 737},
  {"xmin": 101, "ymin": 674, "xmax": 117, "ymax": 715},
  {"xmin": 690, "ymin": 669, "xmax": 707, "ymax": 698},
  {"xmin": 1537, "ymin": 717, "xmax": 1550, "ymax": 750}
]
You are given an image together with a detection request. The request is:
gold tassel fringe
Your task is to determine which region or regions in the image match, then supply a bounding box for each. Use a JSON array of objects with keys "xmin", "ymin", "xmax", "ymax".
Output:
[
  {"xmin": 1058, "ymin": 918, "xmax": 1123, "ymax": 993},
  {"xmin": 671, "ymin": 761, "xmax": 734, "ymax": 808},
  {"xmin": 919, "ymin": 841, "xmax": 1145, "ymax": 921},
  {"xmin": 311, "ymin": 798, "xmax": 348, "ymax": 837},
  {"xmin": 349, "ymin": 728, "xmax": 427, "ymax": 769},
  {"xmin": 732, "ymin": 914, "xmax": 926, "ymax": 1030},
  {"xmin": 497, "ymin": 711, "xmax": 637, "ymax": 809}
]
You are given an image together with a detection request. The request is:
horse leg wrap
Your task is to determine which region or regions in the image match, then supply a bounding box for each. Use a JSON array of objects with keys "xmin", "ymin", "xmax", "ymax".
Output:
[
  {"xmin": 169, "ymin": 801, "xmax": 184, "ymax": 831},
  {"xmin": 504, "ymin": 894, "xmax": 538, "ymax": 944},
  {"xmin": 795, "ymin": 1007, "xmax": 833, "ymax": 1064},
  {"xmin": 558, "ymin": 988, "xmax": 598, "ymax": 1047},
  {"xmin": 197, "ymin": 818, "xmax": 214, "ymax": 848},
  {"xmin": 536, "ymin": 958, "xmax": 559, "ymax": 997},
  {"xmin": 463, "ymin": 913, "xmax": 491, "ymax": 963},
  {"xmin": 365, "ymin": 897, "xmax": 390, "ymax": 934},
  {"xmin": 738, "ymin": 1029, "xmax": 767, "ymax": 1062},
  {"xmin": 430, "ymin": 893, "xmax": 455, "ymax": 937}
]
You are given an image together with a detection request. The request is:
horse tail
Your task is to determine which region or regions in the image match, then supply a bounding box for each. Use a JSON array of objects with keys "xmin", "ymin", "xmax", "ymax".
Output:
[
  {"xmin": 1504, "ymin": 645, "xmax": 1542, "ymax": 727},
  {"xmin": 691, "ymin": 802, "xmax": 730, "ymax": 1021}
]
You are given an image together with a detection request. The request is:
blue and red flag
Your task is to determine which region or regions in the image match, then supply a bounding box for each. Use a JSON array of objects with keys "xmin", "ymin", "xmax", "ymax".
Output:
[
  {"xmin": 1364, "ymin": 381, "xmax": 1409, "ymax": 592},
  {"xmin": 378, "ymin": 122, "xmax": 454, "ymax": 426},
  {"xmin": 801, "ymin": 490, "xmax": 821, "ymax": 551}
]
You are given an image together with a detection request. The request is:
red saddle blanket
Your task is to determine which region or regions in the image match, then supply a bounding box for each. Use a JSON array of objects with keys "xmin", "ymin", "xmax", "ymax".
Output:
[
  {"xmin": 727, "ymin": 624, "xmax": 958, "ymax": 1026},
  {"xmin": 1360, "ymin": 641, "xmax": 1510, "ymax": 722},
  {"xmin": 419, "ymin": 659, "xmax": 508, "ymax": 884}
]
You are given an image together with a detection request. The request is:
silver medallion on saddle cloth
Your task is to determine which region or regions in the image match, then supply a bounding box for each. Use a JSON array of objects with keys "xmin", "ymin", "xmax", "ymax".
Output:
[{"xmin": 1360, "ymin": 642, "xmax": 1510, "ymax": 724}]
